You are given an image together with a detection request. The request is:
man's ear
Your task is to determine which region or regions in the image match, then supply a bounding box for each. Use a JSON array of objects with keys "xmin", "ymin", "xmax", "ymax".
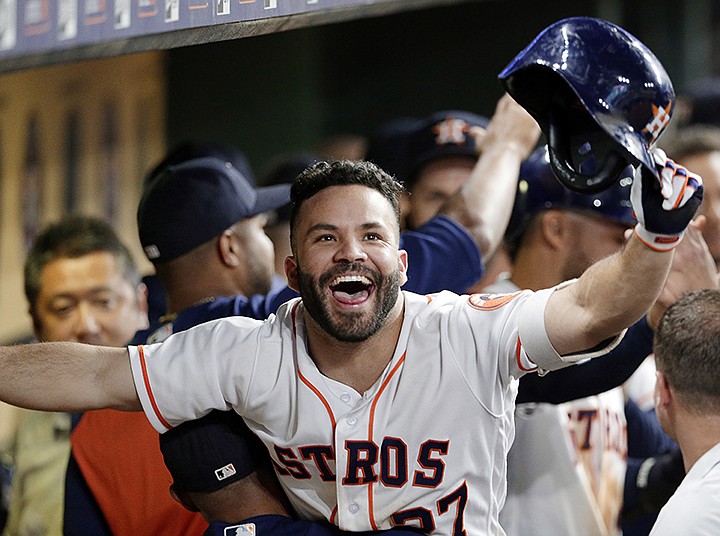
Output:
[
  {"xmin": 398, "ymin": 249, "xmax": 409, "ymax": 287},
  {"xmin": 29, "ymin": 306, "xmax": 43, "ymax": 340},
  {"xmin": 399, "ymin": 192, "xmax": 411, "ymax": 230},
  {"xmin": 285, "ymin": 256, "xmax": 299, "ymax": 291},
  {"xmin": 655, "ymin": 370, "xmax": 673, "ymax": 409},
  {"xmin": 217, "ymin": 230, "xmax": 242, "ymax": 268},
  {"xmin": 539, "ymin": 210, "xmax": 568, "ymax": 250},
  {"xmin": 136, "ymin": 282, "xmax": 150, "ymax": 330},
  {"xmin": 169, "ymin": 484, "xmax": 200, "ymax": 513}
]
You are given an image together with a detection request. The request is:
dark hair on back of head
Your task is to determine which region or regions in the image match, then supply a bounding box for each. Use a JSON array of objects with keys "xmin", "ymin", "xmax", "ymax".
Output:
[
  {"xmin": 24, "ymin": 215, "xmax": 140, "ymax": 307},
  {"xmin": 289, "ymin": 160, "xmax": 405, "ymax": 249},
  {"xmin": 654, "ymin": 288, "xmax": 720, "ymax": 413}
]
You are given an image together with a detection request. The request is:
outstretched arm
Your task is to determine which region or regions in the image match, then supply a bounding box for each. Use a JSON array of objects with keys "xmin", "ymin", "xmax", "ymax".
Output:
[
  {"xmin": 439, "ymin": 93, "xmax": 541, "ymax": 258},
  {"xmin": 546, "ymin": 235, "xmax": 671, "ymax": 356},
  {"xmin": 0, "ymin": 342, "xmax": 139, "ymax": 412},
  {"xmin": 519, "ymin": 218, "xmax": 717, "ymax": 401},
  {"xmin": 545, "ymin": 153, "xmax": 703, "ymax": 357}
]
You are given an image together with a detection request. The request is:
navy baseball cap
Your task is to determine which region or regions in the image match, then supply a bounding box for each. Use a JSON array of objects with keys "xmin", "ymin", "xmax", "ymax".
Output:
[
  {"xmin": 138, "ymin": 156, "xmax": 291, "ymax": 263},
  {"xmin": 403, "ymin": 110, "xmax": 489, "ymax": 187},
  {"xmin": 144, "ymin": 141, "xmax": 257, "ymax": 186},
  {"xmin": 261, "ymin": 152, "xmax": 322, "ymax": 224},
  {"xmin": 365, "ymin": 116, "xmax": 421, "ymax": 183},
  {"xmin": 159, "ymin": 410, "xmax": 263, "ymax": 493}
]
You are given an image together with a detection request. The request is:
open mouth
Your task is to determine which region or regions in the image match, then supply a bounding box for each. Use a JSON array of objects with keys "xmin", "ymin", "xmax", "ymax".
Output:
[{"xmin": 329, "ymin": 275, "xmax": 374, "ymax": 305}]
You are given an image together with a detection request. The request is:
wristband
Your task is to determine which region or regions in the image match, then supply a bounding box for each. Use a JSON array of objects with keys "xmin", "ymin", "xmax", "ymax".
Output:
[{"xmin": 634, "ymin": 223, "xmax": 684, "ymax": 252}]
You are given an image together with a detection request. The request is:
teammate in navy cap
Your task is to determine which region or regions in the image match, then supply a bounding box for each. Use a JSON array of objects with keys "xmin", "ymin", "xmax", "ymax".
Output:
[
  {"xmin": 488, "ymin": 145, "xmax": 712, "ymax": 536},
  {"xmin": 505, "ymin": 144, "xmax": 635, "ymax": 260},
  {"xmin": 401, "ymin": 109, "xmax": 490, "ymax": 231}
]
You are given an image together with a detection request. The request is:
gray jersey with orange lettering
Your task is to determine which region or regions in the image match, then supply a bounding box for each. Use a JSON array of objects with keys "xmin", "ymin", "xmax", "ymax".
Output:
[{"xmin": 129, "ymin": 289, "xmax": 621, "ymax": 535}]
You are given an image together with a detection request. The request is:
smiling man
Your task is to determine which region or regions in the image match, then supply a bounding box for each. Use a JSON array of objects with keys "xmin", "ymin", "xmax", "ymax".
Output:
[
  {"xmin": 4, "ymin": 216, "xmax": 149, "ymax": 536},
  {"xmin": 0, "ymin": 156, "xmax": 702, "ymax": 535}
]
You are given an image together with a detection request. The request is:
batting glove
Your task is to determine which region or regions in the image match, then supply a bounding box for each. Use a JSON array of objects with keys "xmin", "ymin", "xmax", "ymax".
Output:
[{"xmin": 631, "ymin": 148, "xmax": 703, "ymax": 251}]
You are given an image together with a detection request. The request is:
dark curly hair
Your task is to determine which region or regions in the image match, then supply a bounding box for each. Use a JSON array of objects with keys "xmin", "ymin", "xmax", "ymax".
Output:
[{"xmin": 289, "ymin": 160, "xmax": 405, "ymax": 251}]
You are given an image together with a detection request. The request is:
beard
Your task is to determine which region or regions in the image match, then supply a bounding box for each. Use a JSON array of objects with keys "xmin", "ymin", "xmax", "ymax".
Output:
[
  {"xmin": 296, "ymin": 262, "xmax": 402, "ymax": 343},
  {"xmin": 560, "ymin": 248, "xmax": 595, "ymax": 282}
]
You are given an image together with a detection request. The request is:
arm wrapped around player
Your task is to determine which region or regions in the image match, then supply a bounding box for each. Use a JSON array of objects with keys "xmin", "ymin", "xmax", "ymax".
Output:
[{"xmin": 631, "ymin": 148, "xmax": 703, "ymax": 251}]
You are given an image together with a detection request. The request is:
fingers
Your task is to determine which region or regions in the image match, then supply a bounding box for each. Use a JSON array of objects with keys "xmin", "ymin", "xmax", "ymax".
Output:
[
  {"xmin": 655, "ymin": 156, "xmax": 703, "ymax": 211},
  {"xmin": 483, "ymin": 93, "xmax": 541, "ymax": 159},
  {"xmin": 468, "ymin": 126, "xmax": 488, "ymax": 154},
  {"xmin": 690, "ymin": 215, "xmax": 707, "ymax": 231}
]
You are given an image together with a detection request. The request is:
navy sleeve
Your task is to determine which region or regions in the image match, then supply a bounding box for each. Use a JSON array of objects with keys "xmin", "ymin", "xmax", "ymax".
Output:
[
  {"xmin": 204, "ymin": 516, "xmax": 424, "ymax": 535},
  {"xmin": 400, "ymin": 215, "xmax": 483, "ymax": 294},
  {"xmin": 63, "ymin": 452, "xmax": 113, "ymax": 536},
  {"xmin": 245, "ymin": 285, "xmax": 299, "ymax": 318},
  {"xmin": 621, "ymin": 404, "xmax": 681, "ymax": 536},
  {"xmin": 516, "ymin": 316, "xmax": 654, "ymax": 404},
  {"xmin": 622, "ymin": 457, "xmax": 659, "ymax": 536},
  {"xmin": 625, "ymin": 401, "xmax": 676, "ymax": 459}
]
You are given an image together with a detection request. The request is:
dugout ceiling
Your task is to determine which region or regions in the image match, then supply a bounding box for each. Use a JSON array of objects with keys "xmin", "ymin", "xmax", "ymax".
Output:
[{"xmin": 0, "ymin": 0, "xmax": 472, "ymax": 74}]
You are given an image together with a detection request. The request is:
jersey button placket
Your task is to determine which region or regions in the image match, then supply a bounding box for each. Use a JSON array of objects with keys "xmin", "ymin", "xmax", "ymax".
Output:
[{"xmin": 334, "ymin": 409, "xmax": 369, "ymax": 530}]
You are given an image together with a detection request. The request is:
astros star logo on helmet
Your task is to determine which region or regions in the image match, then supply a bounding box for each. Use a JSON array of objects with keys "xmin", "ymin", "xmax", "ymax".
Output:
[
  {"xmin": 642, "ymin": 103, "xmax": 672, "ymax": 144},
  {"xmin": 433, "ymin": 118, "xmax": 469, "ymax": 146}
]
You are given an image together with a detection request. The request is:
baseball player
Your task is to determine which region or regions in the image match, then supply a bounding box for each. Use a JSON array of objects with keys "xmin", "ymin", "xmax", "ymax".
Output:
[
  {"xmin": 0, "ymin": 150, "xmax": 701, "ymax": 535},
  {"xmin": 65, "ymin": 91, "xmax": 539, "ymax": 536},
  {"xmin": 492, "ymin": 147, "xmax": 643, "ymax": 536},
  {"xmin": 496, "ymin": 17, "xmax": 710, "ymax": 535}
]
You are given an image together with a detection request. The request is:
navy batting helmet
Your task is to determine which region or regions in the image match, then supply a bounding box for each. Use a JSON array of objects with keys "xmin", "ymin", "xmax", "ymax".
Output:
[
  {"xmin": 499, "ymin": 17, "xmax": 675, "ymax": 193},
  {"xmin": 505, "ymin": 145, "xmax": 635, "ymax": 249}
]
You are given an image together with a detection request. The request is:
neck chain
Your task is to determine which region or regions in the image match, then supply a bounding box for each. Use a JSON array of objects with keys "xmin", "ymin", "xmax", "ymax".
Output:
[{"xmin": 159, "ymin": 296, "xmax": 217, "ymax": 324}]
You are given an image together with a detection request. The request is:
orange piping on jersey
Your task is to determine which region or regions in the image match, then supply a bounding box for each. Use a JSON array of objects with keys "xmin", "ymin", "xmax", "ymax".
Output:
[
  {"xmin": 330, "ymin": 505, "xmax": 338, "ymax": 525},
  {"xmin": 426, "ymin": 295, "xmax": 433, "ymax": 303},
  {"xmin": 298, "ymin": 371, "xmax": 337, "ymax": 429},
  {"xmin": 137, "ymin": 345, "xmax": 173, "ymax": 430},
  {"xmin": 515, "ymin": 337, "xmax": 537, "ymax": 372},
  {"xmin": 366, "ymin": 351, "xmax": 407, "ymax": 530},
  {"xmin": 292, "ymin": 303, "xmax": 337, "ymax": 430}
]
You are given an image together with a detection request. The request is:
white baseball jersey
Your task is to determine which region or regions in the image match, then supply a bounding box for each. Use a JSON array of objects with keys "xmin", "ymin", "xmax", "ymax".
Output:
[
  {"xmin": 650, "ymin": 442, "xmax": 720, "ymax": 535},
  {"xmin": 128, "ymin": 289, "xmax": 621, "ymax": 535}
]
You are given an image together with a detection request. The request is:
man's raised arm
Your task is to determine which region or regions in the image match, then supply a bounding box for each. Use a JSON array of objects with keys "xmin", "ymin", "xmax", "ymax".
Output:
[
  {"xmin": 0, "ymin": 342, "xmax": 140, "ymax": 412},
  {"xmin": 439, "ymin": 93, "xmax": 541, "ymax": 258},
  {"xmin": 545, "ymin": 152, "xmax": 704, "ymax": 357}
]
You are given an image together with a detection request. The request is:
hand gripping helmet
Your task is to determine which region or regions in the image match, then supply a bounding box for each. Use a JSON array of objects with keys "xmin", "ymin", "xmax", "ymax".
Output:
[
  {"xmin": 499, "ymin": 17, "xmax": 675, "ymax": 193},
  {"xmin": 505, "ymin": 145, "xmax": 636, "ymax": 251}
]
